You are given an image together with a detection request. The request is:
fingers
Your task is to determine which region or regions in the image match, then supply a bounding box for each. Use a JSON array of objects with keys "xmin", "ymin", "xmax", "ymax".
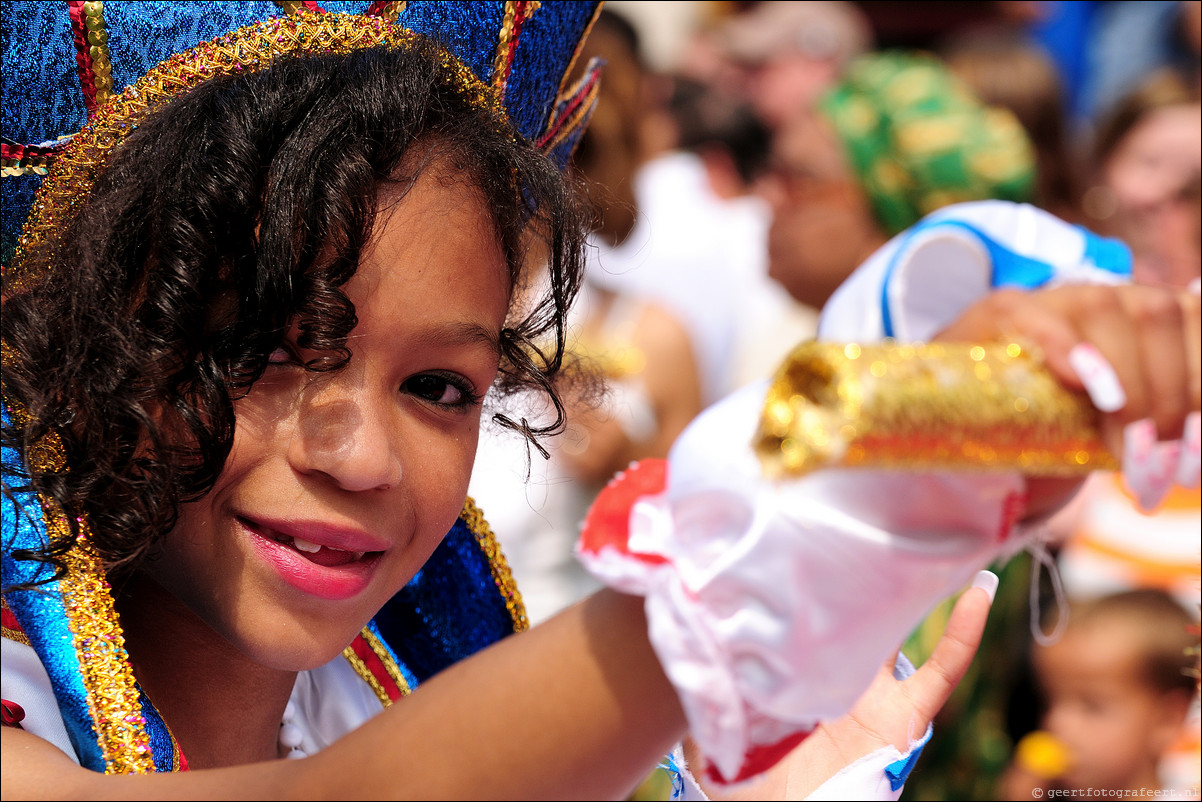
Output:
[{"xmin": 904, "ymin": 570, "xmax": 997, "ymax": 725}]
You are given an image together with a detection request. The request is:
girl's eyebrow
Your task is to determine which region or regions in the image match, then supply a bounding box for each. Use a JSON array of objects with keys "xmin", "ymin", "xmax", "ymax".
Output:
[{"xmin": 409, "ymin": 320, "xmax": 503, "ymax": 357}]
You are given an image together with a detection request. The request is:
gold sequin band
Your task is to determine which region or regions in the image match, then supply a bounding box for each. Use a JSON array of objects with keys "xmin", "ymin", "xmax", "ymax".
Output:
[
  {"xmin": 754, "ymin": 340, "xmax": 1119, "ymax": 479},
  {"xmin": 8, "ymin": 11, "xmax": 501, "ymax": 295},
  {"xmin": 72, "ymin": 1, "xmax": 114, "ymax": 113},
  {"xmin": 461, "ymin": 496, "xmax": 529, "ymax": 633}
]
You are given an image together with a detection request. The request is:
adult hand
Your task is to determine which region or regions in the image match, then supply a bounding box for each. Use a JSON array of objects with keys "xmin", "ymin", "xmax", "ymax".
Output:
[{"xmin": 934, "ymin": 283, "xmax": 1201, "ymax": 512}]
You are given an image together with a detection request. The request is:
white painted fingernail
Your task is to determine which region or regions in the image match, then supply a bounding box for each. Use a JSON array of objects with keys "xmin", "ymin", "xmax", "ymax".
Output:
[
  {"xmin": 971, "ymin": 570, "xmax": 999, "ymax": 603},
  {"xmin": 1177, "ymin": 412, "xmax": 1201, "ymax": 488},
  {"xmin": 1068, "ymin": 344, "xmax": 1126, "ymax": 412},
  {"xmin": 1188, "ymin": 277, "xmax": 1201, "ymax": 296},
  {"xmin": 1123, "ymin": 420, "xmax": 1176, "ymax": 511}
]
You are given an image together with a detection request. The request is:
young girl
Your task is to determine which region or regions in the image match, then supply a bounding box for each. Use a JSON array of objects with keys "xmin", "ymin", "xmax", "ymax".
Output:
[{"xmin": 1, "ymin": 3, "xmax": 1197, "ymax": 799}]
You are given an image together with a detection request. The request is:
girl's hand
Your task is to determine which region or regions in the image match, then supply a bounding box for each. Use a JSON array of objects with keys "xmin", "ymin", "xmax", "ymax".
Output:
[{"xmin": 693, "ymin": 571, "xmax": 996, "ymax": 800}]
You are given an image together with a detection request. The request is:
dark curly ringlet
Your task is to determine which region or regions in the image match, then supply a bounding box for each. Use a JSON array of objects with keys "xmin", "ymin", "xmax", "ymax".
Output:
[{"xmin": 1, "ymin": 39, "xmax": 588, "ymax": 584}]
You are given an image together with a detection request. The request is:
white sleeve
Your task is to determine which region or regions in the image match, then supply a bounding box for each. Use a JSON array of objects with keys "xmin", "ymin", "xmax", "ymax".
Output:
[{"xmin": 1, "ymin": 637, "xmax": 78, "ymax": 763}]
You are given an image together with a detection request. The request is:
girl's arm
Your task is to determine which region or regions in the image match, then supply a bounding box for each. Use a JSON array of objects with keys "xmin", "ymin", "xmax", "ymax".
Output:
[{"xmin": 2, "ymin": 590, "xmax": 684, "ymax": 801}]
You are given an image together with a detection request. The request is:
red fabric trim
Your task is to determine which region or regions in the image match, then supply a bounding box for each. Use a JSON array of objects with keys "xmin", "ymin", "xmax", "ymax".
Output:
[
  {"xmin": 349, "ymin": 634, "xmax": 404, "ymax": 703},
  {"xmin": 67, "ymin": 1, "xmax": 99, "ymax": 116},
  {"xmin": 1, "ymin": 699, "xmax": 26, "ymax": 729},
  {"xmin": 364, "ymin": 1, "xmax": 392, "ymax": 17},
  {"xmin": 704, "ymin": 729, "xmax": 812, "ymax": 786},
  {"xmin": 997, "ymin": 490, "xmax": 1028, "ymax": 543},
  {"xmin": 0, "ymin": 141, "xmax": 25, "ymax": 161},
  {"xmin": 299, "ymin": 1, "xmax": 323, "ymax": 11},
  {"xmin": 578, "ymin": 458, "xmax": 670, "ymax": 564},
  {"xmin": 0, "ymin": 603, "xmax": 22, "ymax": 636}
]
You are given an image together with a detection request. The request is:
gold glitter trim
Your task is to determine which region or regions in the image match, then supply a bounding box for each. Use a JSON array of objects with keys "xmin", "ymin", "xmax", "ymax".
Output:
[
  {"xmin": 460, "ymin": 496, "xmax": 529, "ymax": 633},
  {"xmin": 340, "ymin": 640, "xmax": 391, "ymax": 708},
  {"xmin": 755, "ymin": 340, "xmax": 1119, "ymax": 478},
  {"xmin": 272, "ymin": 1, "xmax": 311, "ymax": 16},
  {"xmin": 83, "ymin": 1, "xmax": 114, "ymax": 108},
  {"xmin": 9, "ymin": 12, "xmax": 501, "ymax": 295},
  {"xmin": 370, "ymin": 2, "xmax": 406, "ymax": 23}
]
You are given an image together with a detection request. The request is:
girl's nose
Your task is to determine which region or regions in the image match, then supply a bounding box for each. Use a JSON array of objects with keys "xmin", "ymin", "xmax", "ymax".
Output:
[{"xmin": 289, "ymin": 392, "xmax": 403, "ymax": 493}]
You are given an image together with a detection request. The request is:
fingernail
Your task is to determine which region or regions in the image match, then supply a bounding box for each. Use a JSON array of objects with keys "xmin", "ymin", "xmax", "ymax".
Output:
[
  {"xmin": 971, "ymin": 570, "xmax": 999, "ymax": 603},
  {"xmin": 1177, "ymin": 412, "xmax": 1201, "ymax": 488},
  {"xmin": 1123, "ymin": 419, "xmax": 1174, "ymax": 511},
  {"xmin": 1188, "ymin": 277, "xmax": 1201, "ymax": 296},
  {"xmin": 1068, "ymin": 344, "xmax": 1126, "ymax": 412}
]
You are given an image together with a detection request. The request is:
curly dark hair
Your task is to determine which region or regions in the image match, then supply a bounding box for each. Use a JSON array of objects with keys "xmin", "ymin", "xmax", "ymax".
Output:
[{"xmin": 1, "ymin": 39, "xmax": 588, "ymax": 584}]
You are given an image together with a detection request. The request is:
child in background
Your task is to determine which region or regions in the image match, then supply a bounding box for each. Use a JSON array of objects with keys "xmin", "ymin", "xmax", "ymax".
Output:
[{"xmin": 1003, "ymin": 589, "xmax": 1200, "ymax": 800}]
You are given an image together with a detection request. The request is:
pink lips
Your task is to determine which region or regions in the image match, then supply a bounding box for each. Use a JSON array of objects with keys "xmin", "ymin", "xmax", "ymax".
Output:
[{"xmin": 240, "ymin": 517, "xmax": 387, "ymax": 601}]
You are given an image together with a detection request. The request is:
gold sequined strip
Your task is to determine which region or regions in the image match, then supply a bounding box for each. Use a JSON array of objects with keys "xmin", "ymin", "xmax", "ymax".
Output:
[
  {"xmin": 1, "ymin": 164, "xmax": 51, "ymax": 178},
  {"xmin": 754, "ymin": 340, "xmax": 1119, "ymax": 479},
  {"xmin": 82, "ymin": 2, "xmax": 114, "ymax": 109},
  {"xmin": 366, "ymin": 1, "xmax": 406, "ymax": 22},
  {"xmin": 460, "ymin": 497, "xmax": 529, "ymax": 632},
  {"xmin": 9, "ymin": 12, "xmax": 500, "ymax": 295},
  {"xmin": 273, "ymin": 0, "xmax": 315, "ymax": 16}
]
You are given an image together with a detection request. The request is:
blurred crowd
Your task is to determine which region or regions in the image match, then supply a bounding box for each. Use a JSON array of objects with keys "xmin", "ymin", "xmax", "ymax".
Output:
[{"xmin": 468, "ymin": 2, "xmax": 1201, "ymax": 800}]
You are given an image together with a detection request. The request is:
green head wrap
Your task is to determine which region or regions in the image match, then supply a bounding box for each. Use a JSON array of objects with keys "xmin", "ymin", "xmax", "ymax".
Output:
[{"xmin": 818, "ymin": 51, "xmax": 1035, "ymax": 235}]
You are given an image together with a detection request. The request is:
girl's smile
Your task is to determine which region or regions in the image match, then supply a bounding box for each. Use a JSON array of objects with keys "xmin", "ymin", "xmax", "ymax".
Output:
[{"xmin": 137, "ymin": 156, "xmax": 511, "ymax": 671}]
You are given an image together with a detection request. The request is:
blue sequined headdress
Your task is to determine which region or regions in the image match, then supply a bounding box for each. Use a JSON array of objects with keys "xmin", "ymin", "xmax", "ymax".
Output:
[
  {"xmin": 2, "ymin": 0, "xmax": 602, "ymax": 272},
  {"xmin": 1, "ymin": 0, "xmax": 601, "ymax": 775}
]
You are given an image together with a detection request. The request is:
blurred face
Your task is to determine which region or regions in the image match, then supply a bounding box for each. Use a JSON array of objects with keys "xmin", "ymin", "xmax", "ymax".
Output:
[
  {"xmin": 1034, "ymin": 625, "xmax": 1182, "ymax": 791},
  {"xmin": 761, "ymin": 109, "xmax": 884, "ymax": 309},
  {"xmin": 1103, "ymin": 103, "xmax": 1202, "ymax": 288},
  {"xmin": 1105, "ymin": 104, "xmax": 1201, "ymax": 212},
  {"xmin": 142, "ymin": 161, "xmax": 510, "ymax": 671}
]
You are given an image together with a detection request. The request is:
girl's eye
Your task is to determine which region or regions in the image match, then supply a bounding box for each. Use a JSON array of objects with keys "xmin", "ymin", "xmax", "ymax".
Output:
[{"xmin": 403, "ymin": 373, "xmax": 478, "ymax": 408}]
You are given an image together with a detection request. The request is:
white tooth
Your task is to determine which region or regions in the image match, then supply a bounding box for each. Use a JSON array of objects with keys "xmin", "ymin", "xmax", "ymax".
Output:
[{"xmin": 292, "ymin": 537, "xmax": 321, "ymax": 553}]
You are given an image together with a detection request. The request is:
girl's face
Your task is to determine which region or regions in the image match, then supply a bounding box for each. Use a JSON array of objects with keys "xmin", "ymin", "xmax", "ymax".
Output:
[{"xmin": 142, "ymin": 161, "xmax": 511, "ymax": 670}]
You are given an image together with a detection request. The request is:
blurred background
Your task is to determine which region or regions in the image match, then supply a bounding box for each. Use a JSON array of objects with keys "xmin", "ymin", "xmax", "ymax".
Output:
[{"xmin": 471, "ymin": 3, "xmax": 1201, "ymax": 799}]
